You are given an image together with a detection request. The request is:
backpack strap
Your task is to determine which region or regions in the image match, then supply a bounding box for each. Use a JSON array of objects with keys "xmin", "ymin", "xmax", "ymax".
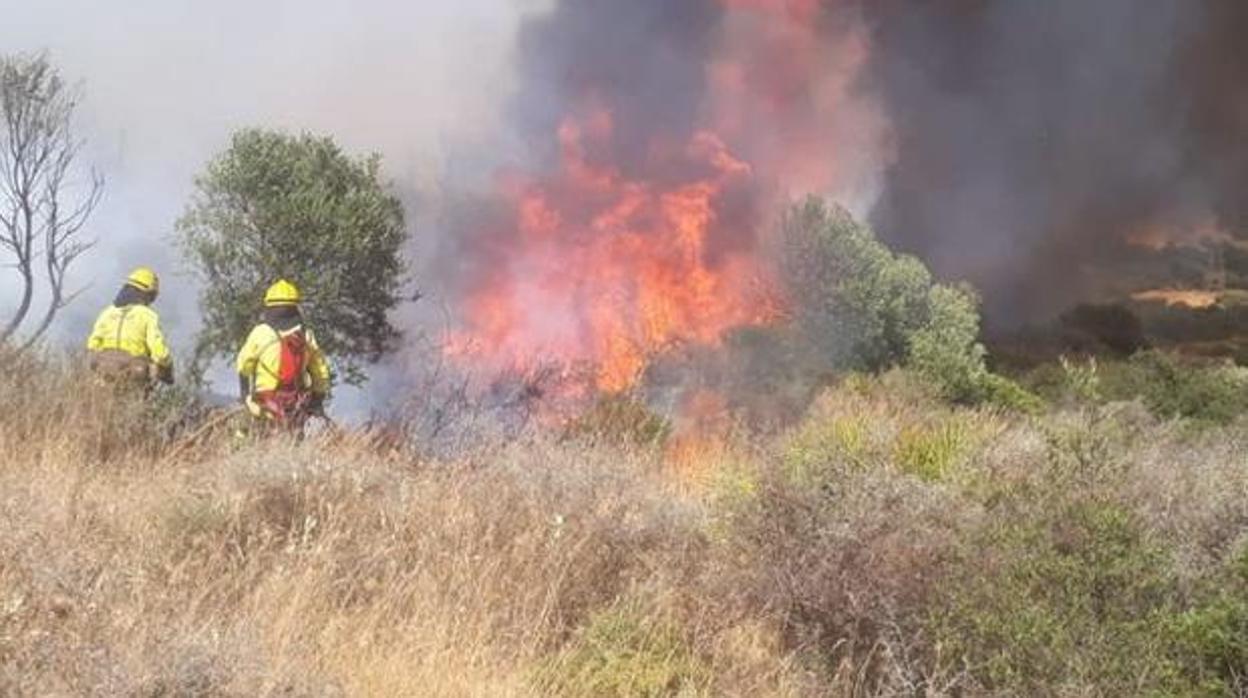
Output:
[
  {"xmin": 255, "ymin": 323, "xmax": 307, "ymax": 390},
  {"xmin": 114, "ymin": 306, "xmax": 133, "ymax": 352}
]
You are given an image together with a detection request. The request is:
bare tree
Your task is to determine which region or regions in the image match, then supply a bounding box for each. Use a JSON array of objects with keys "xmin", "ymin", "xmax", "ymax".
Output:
[{"xmin": 0, "ymin": 52, "xmax": 102, "ymax": 347}]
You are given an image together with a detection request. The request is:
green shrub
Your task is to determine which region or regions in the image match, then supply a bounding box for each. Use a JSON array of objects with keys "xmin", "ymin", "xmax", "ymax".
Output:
[
  {"xmin": 933, "ymin": 502, "xmax": 1184, "ymax": 693},
  {"xmin": 1100, "ymin": 351, "xmax": 1248, "ymax": 425},
  {"xmin": 1023, "ymin": 355, "xmax": 1105, "ymax": 407},
  {"xmin": 781, "ymin": 199, "xmax": 931, "ymax": 371},
  {"xmin": 979, "ymin": 371, "xmax": 1045, "ymax": 414},
  {"xmin": 1165, "ymin": 548, "xmax": 1248, "ymax": 695},
  {"xmin": 535, "ymin": 601, "xmax": 709, "ymax": 697},
  {"xmin": 893, "ymin": 420, "xmax": 972, "ymax": 482},
  {"xmin": 907, "ymin": 283, "xmax": 987, "ymax": 401},
  {"xmin": 1168, "ymin": 598, "xmax": 1248, "ymax": 696},
  {"xmin": 781, "ymin": 198, "xmax": 1037, "ymax": 411},
  {"xmin": 780, "ymin": 412, "xmax": 871, "ymax": 483}
]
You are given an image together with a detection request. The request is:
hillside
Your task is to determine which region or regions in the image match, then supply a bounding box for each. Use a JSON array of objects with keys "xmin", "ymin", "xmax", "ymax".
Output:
[{"xmin": 3, "ymin": 350, "xmax": 1247, "ymax": 696}]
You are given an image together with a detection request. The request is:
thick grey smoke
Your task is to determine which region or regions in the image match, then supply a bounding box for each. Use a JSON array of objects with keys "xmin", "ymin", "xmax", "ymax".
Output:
[
  {"xmin": 8, "ymin": 0, "xmax": 1245, "ymax": 411},
  {"xmin": 440, "ymin": 0, "xmax": 1248, "ymax": 355},
  {"xmin": 861, "ymin": 0, "xmax": 1248, "ymax": 322},
  {"xmin": 427, "ymin": 0, "xmax": 889, "ymax": 387}
]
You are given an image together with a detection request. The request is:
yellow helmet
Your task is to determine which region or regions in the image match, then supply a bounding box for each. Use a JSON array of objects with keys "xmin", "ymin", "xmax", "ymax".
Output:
[
  {"xmin": 126, "ymin": 267, "xmax": 159, "ymax": 293},
  {"xmin": 264, "ymin": 279, "xmax": 302, "ymax": 307}
]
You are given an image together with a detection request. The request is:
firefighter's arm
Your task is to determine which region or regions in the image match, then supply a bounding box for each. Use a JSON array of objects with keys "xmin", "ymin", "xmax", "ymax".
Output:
[
  {"xmin": 145, "ymin": 311, "xmax": 173, "ymax": 368},
  {"xmin": 85, "ymin": 313, "xmax": 106, "ymax": 351},
  {"xmin": 235, "ymin": 326, "xmax": 262, "ymax": 379},
  {"xmin": 236, "ymin": 327, "xmax": 263, "ymax": 411},
  {"xmin": 305, "ymin": 330, "xmax": 332, "ymax": 397}
]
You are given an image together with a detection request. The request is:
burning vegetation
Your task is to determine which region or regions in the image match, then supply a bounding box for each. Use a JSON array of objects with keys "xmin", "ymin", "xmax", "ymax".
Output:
[
  {"xmin": 444, "ymin": 108, "xmax": 779, "ymax": 393},
  {"xmin": 10, "ymin": 0, "xmax": 1248, "ymax": 695},
  {"xmin": 439, "ymin": 0, "xmax": 888, "ymax": 400}
]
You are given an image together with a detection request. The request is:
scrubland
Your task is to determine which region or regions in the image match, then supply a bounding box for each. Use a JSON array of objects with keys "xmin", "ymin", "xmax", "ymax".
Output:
[{"xmin": 2, "ymin": 349, "xmax": 1247, "ymax": 697}]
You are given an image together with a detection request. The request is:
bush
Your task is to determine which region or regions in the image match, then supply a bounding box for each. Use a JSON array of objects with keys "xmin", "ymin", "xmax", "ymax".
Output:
[
  {"xmin": 979, "ymin": 372, "xmax": 1046, "ymax": 413},
  {"xmin": 1102, "ymin": 351, "xmax": 1248, "ymax": 424},
  {"xmin": 893, "ymin": 420, "xmax": 973, "ymax": 482},
  {"xmin": 781, "ymin": 198, "xmax": 1038, "ymax": 410},
  {"xmin": 534, "ymin": 601, "xmax": 709, "ymax": 698},
  {"xmin": 1166, "ymin": 548, "xmax": 1248, "ymax": 695},
  {"xmin": 933, "ymin": 501, "xmax": 1184, "ymax": 693},
  {"xmin": 907, "ymin": 283, "xmax": 990, "ymax": 403},
  {"xmin": 781, "ymin": 198, "xmax": 934, "ymax": 372}
]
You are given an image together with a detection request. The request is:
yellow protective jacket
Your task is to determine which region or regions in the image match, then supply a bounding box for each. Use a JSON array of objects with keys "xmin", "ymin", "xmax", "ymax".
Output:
[
  {"xmin": 236, "ymin": 323, "xmax": 331, "ymax": 397},
  {"xmin": 86, "ymin": 304, "xmax": 172, "ymax": 369}
]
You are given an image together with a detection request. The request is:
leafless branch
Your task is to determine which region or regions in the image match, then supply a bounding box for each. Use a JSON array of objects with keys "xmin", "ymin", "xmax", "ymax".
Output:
[{"xmin": 0, "ymin": 52, "xmax": 101, "ymax": 346}]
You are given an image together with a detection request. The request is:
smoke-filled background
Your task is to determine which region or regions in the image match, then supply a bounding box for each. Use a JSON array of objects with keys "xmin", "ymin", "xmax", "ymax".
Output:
[
  {"xmin": 4, "ymin": 0, "xmax": 1248, "ymax": 407},
  {"xmin": 862, "ymin": 0, "xmax": 1248, "ymax": 322},
  {"xmin": 433, "ymin": 0, "xmax": 1248, "ymax": 387}
]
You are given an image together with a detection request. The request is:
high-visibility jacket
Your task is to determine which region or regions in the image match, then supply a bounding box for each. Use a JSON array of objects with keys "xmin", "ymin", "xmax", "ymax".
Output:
[
  {"xmin": 86, "ymin": 304, "xmax": 172, "ymax": 369},
  {"xmin": 236, "ymin": 323, "xmax": 331, "ymax": 397}
]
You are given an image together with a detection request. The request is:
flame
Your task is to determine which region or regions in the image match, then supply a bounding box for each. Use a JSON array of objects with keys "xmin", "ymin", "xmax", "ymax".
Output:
[
  {"xmin": 444, "ymin": 1, "xmax": 886, "ymax": 395},
  {"xmin": 664, "ymin": 389, "xmax": 733, "ymax": 487},
  {"xmin": 445, "ymin": 105, "xmax": 779, "ymax": 392},
  {"xmin": 1126, "ymin": 219, "xmax": 1236, "ymax": 251},
  {"xmin": 1130, "ymin": 289, "xmax": 1222, "ymax": 309}
]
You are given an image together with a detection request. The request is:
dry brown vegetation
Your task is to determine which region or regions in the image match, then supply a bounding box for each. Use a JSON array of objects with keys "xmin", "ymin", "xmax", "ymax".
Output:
[{"xmin": 2, "ymin": 350, "xmax": 1248, "ymax": 696}]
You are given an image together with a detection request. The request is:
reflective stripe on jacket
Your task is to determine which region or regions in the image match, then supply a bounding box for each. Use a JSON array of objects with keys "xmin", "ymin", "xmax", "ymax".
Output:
[
  {"xmin": 235, "ymin": 323, "xmax": 331, "ymax": 396},
  {"xmin": 85, "ymin": 304, "xmax": 172, "ymax": 367}
]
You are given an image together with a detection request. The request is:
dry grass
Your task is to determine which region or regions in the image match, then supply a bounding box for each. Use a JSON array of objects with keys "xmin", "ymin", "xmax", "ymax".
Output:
[{"xmin": 3, "ymin": 351, "xmax": 1248, "ymax": 696}]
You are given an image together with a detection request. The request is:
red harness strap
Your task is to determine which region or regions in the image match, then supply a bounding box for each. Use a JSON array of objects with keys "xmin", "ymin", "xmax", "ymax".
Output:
[{"xmin": 253, "ymin": 388, "xmax": 312, "ymax": 427}]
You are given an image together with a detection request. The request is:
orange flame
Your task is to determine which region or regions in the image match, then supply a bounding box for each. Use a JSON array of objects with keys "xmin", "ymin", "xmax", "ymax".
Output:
[
  {"xmin": 445, "ymin": 1, "xmax": 886, "ymax": 395},
  {"xmin": 1126, "ymin": 219, "xmax": 1236, "ymax": 251},
  {"xmin": 445, "ymin": 106, "xmax": 779, "ymax": 392},
  {"xmin": 1130, "ymin": 289, "xmax": 1221, "ymax": 309},
  {"xmin": 664, "ymin": 389, "xmax": 733, "ymax": 486}
]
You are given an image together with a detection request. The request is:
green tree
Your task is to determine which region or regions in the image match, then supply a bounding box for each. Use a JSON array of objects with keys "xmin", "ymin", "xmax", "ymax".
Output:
[
  {"xmin": 907, "ymin": 283, "xmax": 990, "ymax": 402},
  {"xmin": 177, "ymin": 128, "xmax": 407, "ymax": 385},
  {"xmin": 782, "ymin": 197, "xmax": 1032, "ymax": 407},
  {"xmin": 781, "ymin": 198, "xmax": 933, "ymax": 371}
]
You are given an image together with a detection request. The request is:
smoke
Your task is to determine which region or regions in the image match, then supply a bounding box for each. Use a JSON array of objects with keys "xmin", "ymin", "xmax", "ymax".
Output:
[
  {"xmin": 861, "ymin": 0, "xmax": 1248, "ymax": 321},
  {"xmin": 433, "ymin": 0, "xmax": 890, "ymax": 391},
  {"xmin": 428, "ymin": 0, "xmax": 1248, "ymax": 333},
  {"xmin": 0, "ymin": 0, "xmax": 534, "ymax": 414},
  {"xmin": 0, "ymin": 0, "xmax": 530, "ymax": 347},
  {"xmin": 7, "ymin": 0, "xmax": 1248, "ymax": 411}
]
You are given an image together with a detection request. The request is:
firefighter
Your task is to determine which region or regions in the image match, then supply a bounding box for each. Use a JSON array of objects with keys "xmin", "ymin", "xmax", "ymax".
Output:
[
  {"xmin": 235, "ymin": 280, "xmax": 331, "ymax": 429},
  {"xmin": 85, "ymin": 267, "xmax": 174, "ymax": 389}
]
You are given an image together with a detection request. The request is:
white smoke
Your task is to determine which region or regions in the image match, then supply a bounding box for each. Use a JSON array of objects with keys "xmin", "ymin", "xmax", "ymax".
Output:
[{"xmin": 1, "ymin": 0, "xmax": 540, "ymax": 413}]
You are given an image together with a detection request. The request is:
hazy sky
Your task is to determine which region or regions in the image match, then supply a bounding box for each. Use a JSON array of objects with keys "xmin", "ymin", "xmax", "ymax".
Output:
[{"xmin": 1, "ymin": 0, "xmax": 535, "ymax": 347}]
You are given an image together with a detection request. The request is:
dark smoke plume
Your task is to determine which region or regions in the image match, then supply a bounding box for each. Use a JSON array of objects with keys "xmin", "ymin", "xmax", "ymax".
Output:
[
  {"xmin": 509, "ymin": 0, "xmax": 720, "ymax": 173},
  {"xmin": 861, "ymin": 0, "xmax": 1248, "ymax": 322},
  {"xmin": 447, "ymin": 0, "xmax": 1248, "ymax": 335}
]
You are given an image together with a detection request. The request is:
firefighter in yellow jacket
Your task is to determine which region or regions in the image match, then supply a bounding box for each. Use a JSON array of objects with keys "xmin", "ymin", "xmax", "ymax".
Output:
[
  {"xmin": 86, "ymin": 267, "xmax": 174, "ymax": 388},
  {"xmin": 236, "ymin": 280, "xmax": 331, "ymax": 426}
]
